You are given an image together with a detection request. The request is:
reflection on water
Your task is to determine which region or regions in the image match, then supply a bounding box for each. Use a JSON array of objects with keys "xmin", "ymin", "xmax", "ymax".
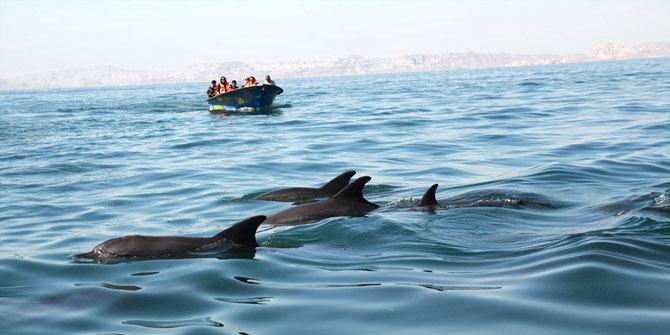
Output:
[
  {"xmin": 398, "ymin": 283, "xmax": 503, "ymax": 292},
  {"xmin": 123, "ymin": 316, "xmax": 223, "ymax": 329},
  {"xmin": 74, "ymin": 282, "xmax": 142, "ymax": 291},
  {"xmin": 131, "ymin": 271, "xmax": 160, "ymax": 276},
  {"xmin": 215, "ymin": 296, "xmax": 273, "ymax": 305},
  {"xmin": 210, "ymin": 105, "xmax": 285, "ymax": 118}
]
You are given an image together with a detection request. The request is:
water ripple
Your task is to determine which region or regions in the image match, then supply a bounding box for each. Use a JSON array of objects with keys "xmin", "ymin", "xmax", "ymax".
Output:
[
  {"xmin": 1, "ymin": 58, "xmax": 669, "ymax": 334},
  {"xmin": 122, "ymin": 316, "xmax": 223, "ymax": 328}
]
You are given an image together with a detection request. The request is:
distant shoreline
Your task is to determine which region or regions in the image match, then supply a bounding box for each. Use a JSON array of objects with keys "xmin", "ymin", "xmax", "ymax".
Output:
[{"xmin": 1, "ymin": 42, "xmax": 668, "ymax": 91}]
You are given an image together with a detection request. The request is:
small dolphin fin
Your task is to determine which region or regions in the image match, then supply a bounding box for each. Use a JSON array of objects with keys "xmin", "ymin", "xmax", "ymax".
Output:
[
  {"xmin": 320, "ymin": 170, "xmax": 356, "ymax": 194},
  {"xmin": 331, "ymin": 176, "xmax": 378, "ymax": 207},
  {"xmin": 419, "ymin": 184, "xmax": 440, "ymax": 207},
  {"xmin": 214, "ymin": 215, "xmax": 266, "ymax": 247}
]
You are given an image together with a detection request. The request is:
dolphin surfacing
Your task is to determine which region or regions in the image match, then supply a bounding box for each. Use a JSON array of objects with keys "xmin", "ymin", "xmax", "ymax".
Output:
[
  {"xmin": 262, "ymin": 176, "xmax": 379, "ymax": 225},
  {"xmin": 419, "ymin": 184, "xmax": 440, "ymax": 207},
  {"xmin": 418, "ymin": 184, "xmax": 554, "ymax": 210},
  {"xmin": 254, "ymin": 171, "xmax": 356, "ymax": 201},
  {"xmin": 72, "ymin": 215, "xmax": 266, "ymax": 259}
]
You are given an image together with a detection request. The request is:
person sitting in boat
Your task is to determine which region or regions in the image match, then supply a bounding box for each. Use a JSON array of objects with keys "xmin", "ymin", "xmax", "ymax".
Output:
[
  {"xmin": 207, "ymin": 80, "xmax": 219, "ymax": 97},
  {"xmin": 263, "ymin": 75, "xmax": 276, "ymax": 86},
  {"xmin": 242, "ymin": 77, "xmax": 252, "ymax": 88},
  {"xmin": 249, "ymin": 76, "xmax": 261, "ymax": 86},
  {"xmin": 229, "ymin": 80, "xmax": 239, "ymax": 90},
  {"xmin": 218, "ymin": 76, "xmax": 229, "ymax": 94}
]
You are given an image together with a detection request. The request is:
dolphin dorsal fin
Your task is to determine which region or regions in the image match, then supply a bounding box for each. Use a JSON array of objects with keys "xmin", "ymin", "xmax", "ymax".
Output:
[
  {"xmin": 320, "ymin": 170, "xmax": 356, "ymax": 194},
  {"xmin": 419, "ymin": 184, "xmax": 439, "ymax": 207},
  {"xmin": 214, "ymin": 215, "xmax": 266, "ymax": 247},
  {"xmin": 331, "ymin": 176, "xmax": 377, "ymax": 207}
]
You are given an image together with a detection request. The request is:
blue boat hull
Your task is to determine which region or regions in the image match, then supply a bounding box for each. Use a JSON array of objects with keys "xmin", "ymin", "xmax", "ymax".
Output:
[{"xmin": 207, "ymin": 85, "xmax": 283, "ymax": 111}]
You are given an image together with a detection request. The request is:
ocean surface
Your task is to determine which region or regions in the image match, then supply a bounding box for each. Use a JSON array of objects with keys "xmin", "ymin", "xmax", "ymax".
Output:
[{"xmin": 1, "ymin": 58, "xmax": 669, "ymax": 334}]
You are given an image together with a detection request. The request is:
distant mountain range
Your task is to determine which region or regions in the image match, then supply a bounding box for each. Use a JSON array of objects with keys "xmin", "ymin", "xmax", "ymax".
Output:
[{"xmin": 1, "ymin": 42, "xmax": 668, "ymax": 90}]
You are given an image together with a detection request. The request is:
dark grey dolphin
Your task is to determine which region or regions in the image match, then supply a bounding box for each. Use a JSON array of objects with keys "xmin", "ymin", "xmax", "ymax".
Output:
[
  {"xmin": 419, "ymin": 184, "xmax": 554, "ymax": 209},
  {"xmin": 419, "ymin": 184, "xmax": 441, "ymax": 207},
  {"xmin": 640, "ymin": 206, "xmax": 670, "ymax": 214},
  {"xmin": 262, "ymin": 176, "xmax": 379, "ymax": 225},
  {"xmin": 254, "ymin": 171, "xmax": 356, "ymax": 201},
  {"xmin": 72, "ymin": 215, "xmax": 266, "ymax": 259},
  {"xmin": 592, "ymin": 192, "xmax": 668, "ymax": 216}
]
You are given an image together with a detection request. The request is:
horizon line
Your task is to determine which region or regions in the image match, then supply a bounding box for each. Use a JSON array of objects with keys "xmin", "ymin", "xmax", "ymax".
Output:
[{"xmin": 1, "ymin": 42, "xmax": 668, "ymax": 91}]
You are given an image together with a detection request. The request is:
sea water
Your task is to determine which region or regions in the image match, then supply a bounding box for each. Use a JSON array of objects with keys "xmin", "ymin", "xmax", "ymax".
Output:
[{"xmin": 1, "ymin": 58, "xmax": 669, "ymax": 334}]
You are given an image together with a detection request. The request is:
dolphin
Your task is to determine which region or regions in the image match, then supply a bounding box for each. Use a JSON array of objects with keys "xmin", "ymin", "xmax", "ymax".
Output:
[
  {"xmin": 72, "ymin": 215, "xmax": 266, "ymax": 259},
  {"xmin": 254, "ymin": 171, "xmax": 356, "ymax": 201},
  {"xmin": 419, "ymin": 184, "xmax": 554, "ymax": 209},
  {"xmin": 419, "ymin": 184, "xmax": 441, "ymax": 207},
  {"xmin": 592, "ymin": 192, "xmax": 668, "ymax": 216},
  {"xmin": 262, "ymin": 176, "xmax": 379, "ymax": 225},
  {"xmin": 640, "ymin": 206, "xmax": 670, "ymax": 214}
]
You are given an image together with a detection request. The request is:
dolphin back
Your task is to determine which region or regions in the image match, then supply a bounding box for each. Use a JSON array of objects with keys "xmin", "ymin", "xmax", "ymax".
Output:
[
  {"xmin": 73, "ymin": 215, "xmax": 267, "ymax": 259},
  {"xmin": 331, "ymin": 176, "xmax": 379, "ymax": 208},
  {"xmin": 419, "ymin": 184, "xmax": 440, "ymax": 207},
  {"xmin": 320, "ymin": 170, "xmax": 356, "ymax": 195},
  {"xmin": 254, "ymin": 171, "xmax": 356, "ymax": 201},
  {"xmin": 214, "ymin": 215, "xmax": 266, "ymax": 247}
]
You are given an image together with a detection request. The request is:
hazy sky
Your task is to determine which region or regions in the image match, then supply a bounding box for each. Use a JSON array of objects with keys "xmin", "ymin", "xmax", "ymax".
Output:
[{"xmin": 1, "ymin": 0, "xmax": 668, "ymax": 77}]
